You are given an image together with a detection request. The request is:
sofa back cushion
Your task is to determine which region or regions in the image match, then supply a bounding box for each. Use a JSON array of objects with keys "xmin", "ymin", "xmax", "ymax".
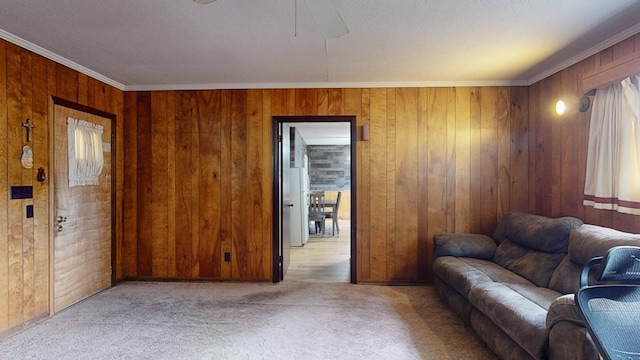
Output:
[
  {"xmin": 492, "ymin": 212, "xmax": 583, "ymax": 287},
  {"xmin": 549, "ymin": 224, "xmax": 640, "ymax": 294},
  {"xmin": 493, "ymin": 212, "xmax": 584, "ymax": 251},
  {"xmin": 493, "ymin": 241, "xmax": 567, "ymax": 287},
  {"xmin": 568, "ymin": 224, "xmax": 640, "ymax": 265}
]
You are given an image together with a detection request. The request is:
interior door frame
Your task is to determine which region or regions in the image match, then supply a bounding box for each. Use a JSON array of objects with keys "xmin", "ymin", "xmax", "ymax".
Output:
[
  {"xmin": 272, "ymin": 115, "xmax": 357, "ymax": 284},
  {"xmin": 49, "ymin": 96, "xmax": 117, "ymax": 313}
]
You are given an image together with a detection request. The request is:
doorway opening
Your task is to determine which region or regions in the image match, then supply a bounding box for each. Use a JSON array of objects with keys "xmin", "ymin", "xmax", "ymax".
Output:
[{"xmin": 272, "ymin": 116, "xmax": 357, "ymax": 284}]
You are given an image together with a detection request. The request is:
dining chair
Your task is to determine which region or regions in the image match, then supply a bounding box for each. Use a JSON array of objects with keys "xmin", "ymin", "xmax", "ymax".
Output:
[
  {"xmin": 323, "ymin": 191, "xmax": 341, "ymax": 236},
  {"xmin": 308, "ymin": 191, "xmax": 326, "ymax": 237}
]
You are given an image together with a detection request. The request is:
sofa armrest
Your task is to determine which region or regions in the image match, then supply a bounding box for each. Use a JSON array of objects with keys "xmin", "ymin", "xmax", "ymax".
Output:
[
  {"xmin": 547, "ymin": 294, "xmax": 600, "ymax": 360},
  {"xmin": 546, "ymin": 294, "xmax": 585, "ymax": 329},
  {"xmin": 433, "ymin": 233, "xmax": 496, "ymax": 260}
]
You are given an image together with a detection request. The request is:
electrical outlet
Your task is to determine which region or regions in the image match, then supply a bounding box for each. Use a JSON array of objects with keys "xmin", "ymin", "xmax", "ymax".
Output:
[{"xmin": 224, "ymin": 252, "xmax": 231, "ymax": 262}]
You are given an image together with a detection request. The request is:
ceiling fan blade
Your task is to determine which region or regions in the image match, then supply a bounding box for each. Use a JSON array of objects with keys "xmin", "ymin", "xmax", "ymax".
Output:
[{"xmin": 304, "ymin": 0, "xmax": 349, "ymax": 39}]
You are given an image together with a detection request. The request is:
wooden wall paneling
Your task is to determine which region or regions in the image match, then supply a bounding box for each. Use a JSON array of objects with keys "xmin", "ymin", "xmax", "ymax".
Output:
[
  {"xmin": 468, "ymin": 88, "xmax": 483, "ymax": 233},
  {"xmin": 417, "ymin": 88, "xmax": 428, "ymax": 281},
  {"xmin": 316, "ymin": 88, "xmax": 344, "ymax": 115},
  {"xmin": 575, "ymin": 75, "xmax": 589, "ymax": 224},
  {"xmin": 77, "ymin": 73, "xmax": 88, "ymax": 106},
  {"xmin": 535, "ymin": 80, "xmax": 553, "ymax": 217},
  {"xmin": 45, "ymin": 53, "xmax": 57, "ymax": 100},
  {"xmin": 87, "ymin": 78, "xmax": 106, "ymax": 112},
  {"xmin": 582, "ymin": 34, "xmax": 640, "ymax": 91},
  {"xmin": 135, "ymin": 92, "xmax": 152, "ymax": 277},
  {"xmin": 560, "ymin": 65, "xmax": 582, "ymax": 218},
  {"xmin": 122, "ymin": 92, "xmax": 138, "ymax": 277},
  {"xmin": 475, "ymin": 88, "xmax": 492, "ymax": 231},
  {"xmin": 445, "ymin": 87, "xmax": 457, "ymax": 234},
  {"xmin": 246, "ymin": 89, "xmax": 267, "ymax": 279},
  {"xmin": 269, "ymin": 89, "xmax": 287, "ymax": 116},
  {"xmin": 6, "ymin": 42, "xmax": 24, "ymax": 327},
  {"xmin": 219, "ymin": 90, "xmax": 232, "ymax": 279},
  {"xmin": 327, "ymin": 88, "xmax": 344, "ymax": 115},
  {"xmin": 384, "ymin": 89, "xmax": 397, "ymax": 281},
  {"xmin": 20, "ymin": 49, "xmax": 35, "ymax": 321},
  {"xmin": 549, "ymin": 75, "xmax": 564, "ymax": 216},
  {"xmin": 454, "ymin": 87, "xmax": 471, "ymax": 233},
  {"xmin": 528, "ymin": 82, "xmax": 540, "ymax": 215},
  {"xmin": 32, "ymin": 54, "xmax": 49, "ymax": 315},
  {"xmin": 0, "ymin": 39, "xmax": 9, "ymax": 330},
  {"xmin": 54, "ymin": 64, "xmax": 78, "ymax": 103},
  {"xmin": 294, "ymin": 88, "xmax": 317, "ymax": 115},
  {"xmin": 394, "ymin": 88, "xmax": 419, "ymax": 280},
  {"xmin": 173, "ymin": 91, "xmax": 194, "ymax": 277},
  {"xmin": 496, "ymin": 87, "xmax": 511, "ymax": 221},
  {"xmin": 260, "ymin": 89, "xmax": 273, "ymax": 277},
  {"xmin": 189, "ymin": 92, "xmax": 201, "ymax": 278},
  {"xmin": 479, "ymin": 87, "xmax": 499, "ymax": 234},
  {"xmin": 357, "ymin": 88, "xmax": 371, "ymax": 280},
  {"xmin": 367, "ymin": 88, "xmax": 388, "ymax": 281},
  {"xmin": 317, "ymin": 89, "xmax": 329, "ymax": 115},
  {"xmin": 230, "ymin": 90, "xmax": 248, "ymax": 278},
  {"xmin": 509, "ymin": 87, "xmax": 529, "ymax": 213},
  {"xmin": 423, "ymin": 87, "xmax": 448, "ymax": 281},
  {"xmin": 164, "ymin": 91, "xmax": 176, "ymax": 277},
  {"xmin": 197, "ymin": 90, "xmax": 221, "ymax": 278},
  {"xmin": 151, "ymin": 91, "xmax": 169, "ymax": 277}
]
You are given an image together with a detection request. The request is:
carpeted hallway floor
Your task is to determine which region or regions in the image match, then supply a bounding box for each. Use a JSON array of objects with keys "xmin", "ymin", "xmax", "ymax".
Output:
[{"xmin": 0, "ymin": 281, "xmax": 496, "ymax": 359}]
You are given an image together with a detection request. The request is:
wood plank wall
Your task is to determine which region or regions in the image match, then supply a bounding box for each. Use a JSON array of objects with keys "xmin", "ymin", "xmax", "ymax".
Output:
[
  {"xmin": 529, "ymin": 32, "xmax": 640, "ymax": 234},
  {"xmin": 124, "ymin": 87, "xmax": 530, "ymax": 283},
  {"xmin": 0, "ymin": 39, "xmax": 124, "ymax": 335}
]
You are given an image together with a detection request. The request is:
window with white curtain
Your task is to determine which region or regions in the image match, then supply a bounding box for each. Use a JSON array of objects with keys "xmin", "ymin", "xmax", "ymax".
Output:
[
  {"xmin": 583, "ymin": 75, "xmax": 640, "ymax": 215},
  {"xmin": 67, "ymin": 117, "xmax": 104, "ymax": 187}
]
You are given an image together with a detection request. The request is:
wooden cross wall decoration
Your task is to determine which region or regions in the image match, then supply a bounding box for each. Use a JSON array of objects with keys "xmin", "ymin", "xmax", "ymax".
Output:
[{"xmin": 22, "ymin": 118, "xmax": 35, "ymax": 142}]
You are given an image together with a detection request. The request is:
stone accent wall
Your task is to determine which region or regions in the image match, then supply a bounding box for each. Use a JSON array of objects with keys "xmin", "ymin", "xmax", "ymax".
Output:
[{"xmin": 308, "ymin": 145, "xmax": 351, "ymax": 191}]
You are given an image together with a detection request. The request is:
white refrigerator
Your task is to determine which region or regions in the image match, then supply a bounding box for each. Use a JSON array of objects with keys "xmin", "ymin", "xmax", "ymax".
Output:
[{"xmin": 290, "ymin": 167, "xmax": 309, "ymax": 246}]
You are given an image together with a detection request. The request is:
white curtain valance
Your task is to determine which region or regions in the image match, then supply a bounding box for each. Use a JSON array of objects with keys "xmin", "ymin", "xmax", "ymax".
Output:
[
  {"xmin": 583, "ymin": 75, "xmax": 640, "ymax": 215},
  {"xmin": 67, "ymin": 117, "xmax": 104, "ymax": 187}
]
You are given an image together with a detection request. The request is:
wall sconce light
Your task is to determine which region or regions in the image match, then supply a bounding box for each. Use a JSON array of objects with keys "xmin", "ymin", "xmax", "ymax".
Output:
[
  {"xmin": 555, "ymin": 89, "xmax": 596, "ymax": 115},
  {"xmin": 555, "ymin": 100, "xmax": 567, "ymax": 115},
  {"xmin": 362, "ymin": 124, "xmax": 369, "ymax": 141}
]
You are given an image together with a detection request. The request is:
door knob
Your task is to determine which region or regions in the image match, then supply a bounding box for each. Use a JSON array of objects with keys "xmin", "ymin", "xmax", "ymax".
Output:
[
  {"xmin": 56, "ymin": 225, "xmax": 63, "ymax": 232},
  {"xmin": 288, "ymin": 204, "xmax": 294, "ymax": 207},
  {"xmin": 56, "ymin": 216, "xmax": 67, "ymax": 223}
]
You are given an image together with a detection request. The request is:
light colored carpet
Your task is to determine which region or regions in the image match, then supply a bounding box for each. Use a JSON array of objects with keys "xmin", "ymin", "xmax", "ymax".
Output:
[{"xmin": 0, "ymin": 281, "xmax": 496, "ymax": 359}]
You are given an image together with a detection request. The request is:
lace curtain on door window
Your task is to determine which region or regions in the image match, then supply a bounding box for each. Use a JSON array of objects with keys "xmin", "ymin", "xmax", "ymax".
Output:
[
  {"xmin": 67, "ymin": 117, "xmax": 104, "ymax": 187},
  {"xmin": 583, "ymin": 75, "xmax": 640, "ymax": 215}
]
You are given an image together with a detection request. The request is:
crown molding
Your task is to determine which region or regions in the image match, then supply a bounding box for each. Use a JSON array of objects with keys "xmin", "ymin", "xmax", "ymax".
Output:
[{"xmin": 123, "ymin": 79, "xmax": 529, "ymax": 92}]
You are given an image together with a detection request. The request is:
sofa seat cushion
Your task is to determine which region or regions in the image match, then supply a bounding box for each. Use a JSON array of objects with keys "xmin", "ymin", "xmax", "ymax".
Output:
[
  {"xmin": 468, "ymin": 282, "xmax": 561, "ymax": 359},
  {"xmin": 433, "ymin": 256, "xmax": 535, "ymax": 298}
]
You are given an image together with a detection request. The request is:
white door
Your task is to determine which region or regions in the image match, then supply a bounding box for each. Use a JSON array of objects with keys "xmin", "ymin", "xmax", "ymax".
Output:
[{"xmin": 52, "ymin": 104, "xmax": 112, "ymax": 313}]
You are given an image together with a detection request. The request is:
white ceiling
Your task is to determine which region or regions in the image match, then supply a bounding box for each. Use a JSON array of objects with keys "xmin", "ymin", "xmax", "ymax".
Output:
[
  {"xmin": 292, "ymin": 122, "xmax": 351, "ymax": 145},
  {"xmin": 1, "ymin": 0, "xmax": 640, "ymax": 92}
]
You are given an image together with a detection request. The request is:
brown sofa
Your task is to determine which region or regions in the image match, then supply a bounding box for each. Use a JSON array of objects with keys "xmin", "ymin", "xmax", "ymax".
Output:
[{"xmin": 432, "ymin": 212, "xmax": 640, "ymax": 360}]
